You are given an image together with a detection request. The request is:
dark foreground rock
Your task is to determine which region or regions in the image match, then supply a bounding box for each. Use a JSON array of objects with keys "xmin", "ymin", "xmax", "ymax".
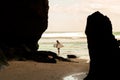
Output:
[
  {"xmin": 0, "ymin": 0, "xmax": 50, "ymax": 66},
  {"xmin": 84, "ymin": 11, "xmax": 120, "ymax": 80},
  {"xmin": 67, "ymin": 55, "xmax": 77, "ymax": 58}
]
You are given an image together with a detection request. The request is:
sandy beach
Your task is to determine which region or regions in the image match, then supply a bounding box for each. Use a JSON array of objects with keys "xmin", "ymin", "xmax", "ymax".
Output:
[{"xmin": 0, "ymin": 59, "xmax": 89, "ymax": 80}]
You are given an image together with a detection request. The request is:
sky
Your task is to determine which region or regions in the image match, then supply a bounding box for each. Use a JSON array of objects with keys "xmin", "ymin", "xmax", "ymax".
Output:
[{"xmin": 46, "ymin": 0, "xmax": 120, "ymax": 32}]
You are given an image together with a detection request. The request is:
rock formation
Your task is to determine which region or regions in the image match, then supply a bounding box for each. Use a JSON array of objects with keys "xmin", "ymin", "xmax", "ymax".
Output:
[
  {"xmin": 0, "ymin": 0, "xmax": 52, "ymax": 66},
  {"xmin": 0, "ymin": 0, "xmax": 49, "ymax": 51},
  {"xmin": 84, "ymin": 11, "xmax": 120, "ymax": 80}
]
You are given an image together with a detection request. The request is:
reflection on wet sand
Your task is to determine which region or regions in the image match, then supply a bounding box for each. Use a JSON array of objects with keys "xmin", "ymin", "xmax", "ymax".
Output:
[{"xmin": 63, "ymin": 72, "xmax": 87, "ymax": 80}]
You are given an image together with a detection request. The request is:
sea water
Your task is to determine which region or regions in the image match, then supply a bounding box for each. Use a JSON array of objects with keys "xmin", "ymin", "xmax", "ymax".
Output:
[{"xmin": 38, "ymin": 32, "xmax": 89, "ymax": 60}]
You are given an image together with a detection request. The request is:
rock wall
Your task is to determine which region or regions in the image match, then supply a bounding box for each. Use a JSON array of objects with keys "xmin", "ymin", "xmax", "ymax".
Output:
[
  {"xmin": 0, "ymin": 0, "xmax": 49, "ymax": 49},
  {"xmin": 0, "ymin": 0, "xmax": 49, "ymax": 65},
  {"xmin": 0, "ymin": 0, "xmax": 49, "ymax": 51},
  {"xmin": 84, "ymin": 11, "xmax": 120, "ymax": 80}
]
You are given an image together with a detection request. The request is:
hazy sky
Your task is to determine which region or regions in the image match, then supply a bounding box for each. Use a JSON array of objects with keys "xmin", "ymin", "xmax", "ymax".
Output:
[{"xmin": 46, "ymin": 0, "xmax": 120, "ymax": 32}]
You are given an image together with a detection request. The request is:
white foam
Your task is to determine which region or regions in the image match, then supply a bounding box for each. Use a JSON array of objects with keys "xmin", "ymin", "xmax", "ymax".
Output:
[{"xmin": 42, "ymin": 32, "xmax": 86, "ymax": 38}]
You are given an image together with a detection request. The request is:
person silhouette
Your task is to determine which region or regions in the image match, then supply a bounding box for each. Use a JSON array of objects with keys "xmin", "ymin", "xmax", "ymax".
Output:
[{"xmin": 54, "ymin": 40, "xmax": 64, "ymax": 55}]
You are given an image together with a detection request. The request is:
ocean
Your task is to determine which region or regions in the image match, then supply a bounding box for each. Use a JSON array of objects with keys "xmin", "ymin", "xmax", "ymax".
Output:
[
  {"xmin": 37, "ymin": 31, "xmax": 120, "ymax": 60},
  {"xmin": 38, "ymin": 32, "xmax": 89, "ymax": 60}
]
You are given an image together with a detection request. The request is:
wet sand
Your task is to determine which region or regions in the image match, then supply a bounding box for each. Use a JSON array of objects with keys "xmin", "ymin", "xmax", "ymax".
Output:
[{"xmin": 0, "ymin": 59, "xmax": 89, "ymax": 80}]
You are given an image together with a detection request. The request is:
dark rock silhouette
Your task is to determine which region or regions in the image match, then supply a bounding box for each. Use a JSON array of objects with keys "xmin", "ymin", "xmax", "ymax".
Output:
[
  {"xmin": 0, "ymin": 0, "xmax": 52, "ymax": 66},
  {"xmin": 84, "ymin": 11, "xmax": 120, "ymax": 80},
  {"xmin": 117, "ymin": 40, "xmax": 120, "ymax": 46},
  {"xmin": 67, "ymin": 55, "xmax": 77, "ymax": 58},
  {"xmin": 25, "ymin": 51, "xmax": 58, "ymax": 63},
  {"xmin": 0, "ymin": 0, "xmax": 49, "ymax": 51}
]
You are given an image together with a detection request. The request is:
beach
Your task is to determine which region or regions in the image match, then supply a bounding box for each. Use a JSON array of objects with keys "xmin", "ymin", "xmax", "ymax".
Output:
[
  {"xmin": 0, "ymin": 59, "xmax": 89, "ymax": 80},
  {"xmin": 0, "ymin": 32, "xmax": 90, "ymax": 80}
]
